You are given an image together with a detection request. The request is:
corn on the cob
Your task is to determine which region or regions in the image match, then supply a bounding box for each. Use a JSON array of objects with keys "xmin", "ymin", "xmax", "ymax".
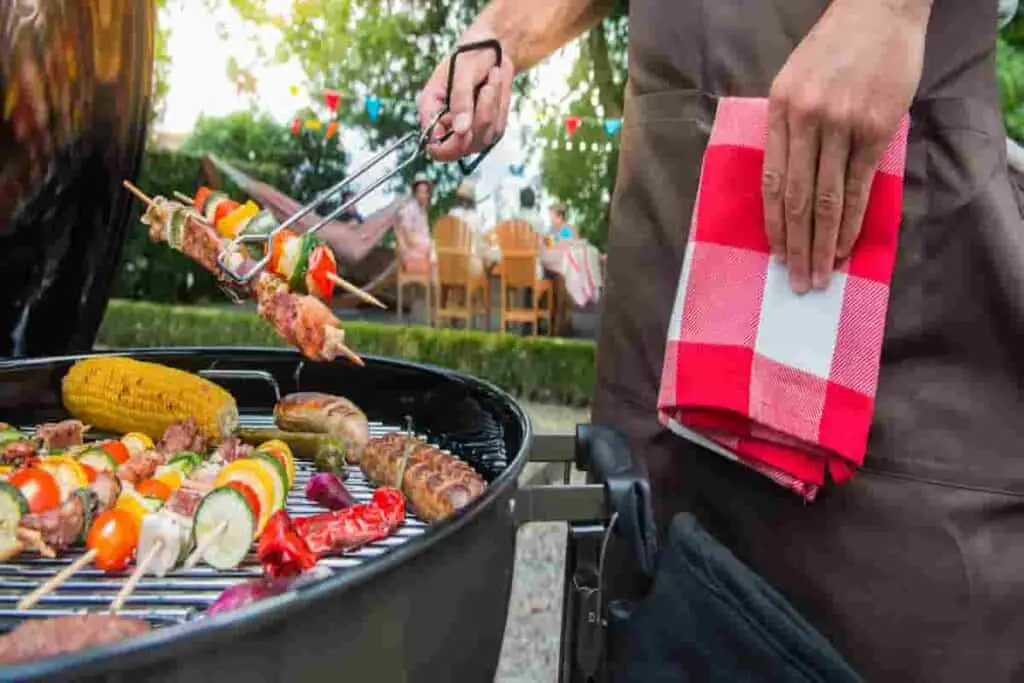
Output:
[{"xmin": 61, "ymin": 357, "xmax": 239, "ymax": 442}]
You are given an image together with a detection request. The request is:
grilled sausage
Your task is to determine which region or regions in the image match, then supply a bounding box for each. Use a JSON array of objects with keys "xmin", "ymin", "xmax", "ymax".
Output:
[
  {"xmin": 273, "ymin": 393, "xmax": 369, "ymax": 463},
  {"xmin": 360, "ymin": 433, "xmax": 486, "ymax": 523},
  {"xmin": 0, "ymin": 615, "xmax": 151, "ymax": 663}
]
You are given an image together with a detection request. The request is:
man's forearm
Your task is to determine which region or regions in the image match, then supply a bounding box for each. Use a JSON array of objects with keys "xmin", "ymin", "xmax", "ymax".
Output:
[{"xmin": 466, "ymin": 0, "xmax": 617, "ymax": 73}]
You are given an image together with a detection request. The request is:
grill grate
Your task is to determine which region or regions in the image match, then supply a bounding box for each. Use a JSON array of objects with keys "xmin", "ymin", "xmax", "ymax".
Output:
[{"xmin": 0, "ymin": 415, "xmax": 435, "ymax": 631}]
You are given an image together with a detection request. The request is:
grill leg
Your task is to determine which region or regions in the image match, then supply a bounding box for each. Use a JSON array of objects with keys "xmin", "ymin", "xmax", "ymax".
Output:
[{"xmin": 559, "ymin": 524, "xmax": 608, "ymax": 683}]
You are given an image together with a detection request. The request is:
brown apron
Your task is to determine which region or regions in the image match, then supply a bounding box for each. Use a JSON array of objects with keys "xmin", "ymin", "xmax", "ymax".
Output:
[{"xmin": 593, "ymin": 1, "xmax": 1024, "ymax": 680}]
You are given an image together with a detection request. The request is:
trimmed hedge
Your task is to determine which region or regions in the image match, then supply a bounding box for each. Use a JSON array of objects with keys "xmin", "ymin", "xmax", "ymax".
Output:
[{"xmin": 97, "ymin": 300, "xmax": 596, "ymax": 407}]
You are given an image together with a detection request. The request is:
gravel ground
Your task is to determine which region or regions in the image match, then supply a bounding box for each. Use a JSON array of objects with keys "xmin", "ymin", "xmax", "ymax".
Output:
[{"xmin": 494, "ymin": 402, "xmax": 590, "ymax": 683}]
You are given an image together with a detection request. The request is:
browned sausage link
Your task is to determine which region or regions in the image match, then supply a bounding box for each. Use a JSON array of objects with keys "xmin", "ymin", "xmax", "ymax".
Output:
[
  {"xmin": 274, "ymin": 392, "xmax": 369, "ymax": 462},
  {"xmin": 360, "ymin": 434, "xmax": 486, "ymax": 523}
]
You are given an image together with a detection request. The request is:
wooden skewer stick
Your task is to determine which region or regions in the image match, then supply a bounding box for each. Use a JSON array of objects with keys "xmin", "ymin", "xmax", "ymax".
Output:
[
  {"xmin": 122, "ymin": 180, "xmax": 156, "ymax": 208},
  {"xmin": 0, "ymin": 541, "xmax": 25, "ymax": 564},
  {"xmin": 109, "ymin": 541, "xmax": 163, "ymax": 612},
  {"xmin": 182, "ymin": 520, "xmax": 228, "ymax": 570},
  {"xmin": 173, "ymin": 191, "xmax": 194, "ymax": 205},
  {"xmin": 326, "ymin": 273, "xmax": 387, "ymax": 310},
  {"xmin": 18, "ymin": 548, "xmax": 97, "ymax": 609},
  {"xmin": 17, "ymin": 528, "xmax": 55, "ymax": 558}
]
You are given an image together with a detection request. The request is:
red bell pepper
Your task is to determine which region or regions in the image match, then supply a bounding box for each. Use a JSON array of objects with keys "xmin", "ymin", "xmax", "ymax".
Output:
[
  {"xmin": 305, "ymin": 243, "xmax": 337, "ymax": 301},
  {"xmin": 257, "ymin": 510, "xmax": 318, "ymax": 579}
]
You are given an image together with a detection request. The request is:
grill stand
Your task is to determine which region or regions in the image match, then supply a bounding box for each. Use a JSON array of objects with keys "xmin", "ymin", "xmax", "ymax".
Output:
[{"xmin": 516, "ymin": 426, "xmax": 658, "ymax": 683}]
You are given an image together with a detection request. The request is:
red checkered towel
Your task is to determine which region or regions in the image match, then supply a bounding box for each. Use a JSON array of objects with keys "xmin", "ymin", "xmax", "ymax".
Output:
[{"xmin": 657, "ymin": 97, "xmax": 909, "ymax": 502}]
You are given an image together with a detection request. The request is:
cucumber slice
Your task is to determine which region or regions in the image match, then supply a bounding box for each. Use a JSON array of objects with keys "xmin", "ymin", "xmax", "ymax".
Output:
[
  {"xmin": 168, "ymin": 452, "xmax": 202, "ymax": 474},
  {"xmin": 252, "ymin": 453, "xmax": 287, "ymax": 511},
  {"xmin": 0, "ymin": 429, "xmax": 25, "ymax": 447},
  {"xmin": 168, "ymin": 209, "xmax": 189, "ymax": 249},
  {"xmin": 203, "ymin": 192, "xmax": 228, "ymax": 222},
  {"xmin": 0, "ymin": 481, "xmax": 29, "ymax": 518},
  {"xmin": 287, "ymin": 233, "xmax": 317, "ymax": 293},
  {"xmin": 78, "ymin": 448, "xmax": 117, "ymax": 472},
  {"xmin": 193, "ymin": 487, "xmax": 255, "ymax": 570}
]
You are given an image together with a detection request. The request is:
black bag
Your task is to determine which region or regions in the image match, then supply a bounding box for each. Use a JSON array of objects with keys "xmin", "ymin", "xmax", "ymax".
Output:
[{"xmin": 613, "ymin": 513, "xmax": 862, "ymax": 683}]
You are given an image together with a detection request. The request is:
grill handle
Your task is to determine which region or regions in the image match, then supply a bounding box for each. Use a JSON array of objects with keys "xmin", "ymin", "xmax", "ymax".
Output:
[
  {"xmin": 198, "ymin": 368, "xmax": 282, "ymax": 403},
  {"xmin": 575, "ymin": 424, "xmax": 658, "ymax": 581}
]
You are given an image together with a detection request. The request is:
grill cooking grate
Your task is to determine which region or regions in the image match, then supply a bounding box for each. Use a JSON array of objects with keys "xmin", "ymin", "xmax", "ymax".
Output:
[{"xmin": 0, "ymin": 415, "xmax": 435, "ymax": 631}]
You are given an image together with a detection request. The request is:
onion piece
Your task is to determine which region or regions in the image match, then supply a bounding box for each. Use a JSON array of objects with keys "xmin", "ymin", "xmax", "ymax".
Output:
[
  {"xmin": 305, "ymin": 472, "xmax": 356, "ymax": 511},
  {"xmin": 207, "ymin": 565, "xmax": 332, "ymax": 616}
]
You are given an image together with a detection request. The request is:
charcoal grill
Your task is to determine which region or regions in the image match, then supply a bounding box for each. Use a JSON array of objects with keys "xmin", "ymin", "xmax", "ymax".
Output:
[{"xmin": 0, "ymin": 348, "xmax": 654, "ymax": 683}]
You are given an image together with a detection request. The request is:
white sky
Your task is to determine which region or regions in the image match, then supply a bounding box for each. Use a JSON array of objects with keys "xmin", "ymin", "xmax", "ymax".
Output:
[{"xmin": 157, "ymin": 2, "xmax": 578, "ymax": 220}]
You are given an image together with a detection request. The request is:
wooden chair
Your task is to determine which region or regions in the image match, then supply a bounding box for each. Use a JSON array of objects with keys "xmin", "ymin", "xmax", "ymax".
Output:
[
  {"xmin": 493, "ymin": 220, "xmax": 553, "ymax": 336},
  {"xmin": 396, "ymin": 238, "xmax": 434, "ymax": 327},
  {"xmin": 433, "ymin": 215, "xmax": 489, "ymax": 329}
]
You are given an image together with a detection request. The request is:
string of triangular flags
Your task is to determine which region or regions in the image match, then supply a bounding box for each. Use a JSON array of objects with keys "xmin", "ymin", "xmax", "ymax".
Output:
[{"xmin": 283, "ymin": 85, "xmax": 625, "ymax": 142}]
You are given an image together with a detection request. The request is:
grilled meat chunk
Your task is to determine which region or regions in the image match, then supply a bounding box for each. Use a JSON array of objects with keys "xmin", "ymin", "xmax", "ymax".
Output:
[
  {"xmin": 157, "ymin": 418, "xmax": 207, "ymax": 455},
  {"xmin": 360, "ymin": 434, "xmax": 486, "ymax": 523},
  {"xmin": 0, "ymin": 615, "xmax": 152, "ymax": 663},
  {"xmin": 213, "ymin": 436, "xmax": 253, "ymax": 463},
  {"xmin": 0, "ymin": 441, "xmax": 37, "ymax": 468},
  {"xmin": 35, "ymin": 419, "xmax": 87, "ymax": 450},
  {"xmin": 19, "ymin": 494, "xmax": 84, "ymax": 551}
]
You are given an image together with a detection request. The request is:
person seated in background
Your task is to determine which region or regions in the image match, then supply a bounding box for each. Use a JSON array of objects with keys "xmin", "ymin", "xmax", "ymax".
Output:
[
  {"xmin": 446, "ymin": 179, "xmax": 486, "ymax": 278},
  {"xmin": 393, "ymin": 174, "xmax": 435, "ymax": 276},
  {"xmin": 337, "ymin": 190, "xmax": 363, "ymax": 226},
  {"xmin": 516, "ymin": 187, "xmax": 545, "ymax": 234},
  {"xmin": 548, "ymin": 203, "xmax": 577, "ymax": 244}
]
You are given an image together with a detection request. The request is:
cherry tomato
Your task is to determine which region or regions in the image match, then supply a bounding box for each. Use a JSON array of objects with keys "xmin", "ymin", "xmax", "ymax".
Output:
[
  {"xmin": 100, "ymin": 440, "xmax": 130, "ymax": 466},
  {"xmin": 213, "ymin": 200, "xmax": 239, "ymax": 227},
  {"xmin": 226, "ymin": 481, "xmax": 261, "ymax": 524},
  {"xmin": 87, "ymin": 509, "xmax": 138, "ymax": 573},
  {"xmin": 306, "ymin": 244, "xmax": 337, "ymax": 300},
  {"xmin": 80, "ymin": 463, "xmax": 97, "ymax": 484},
  {"xmin": 193, "ymin": 186, "xmax": 213, "ymax": 213},
  {"xmin": 9, "ymin": 467, "xmax": 61, "ymax": 513},
  {"xmin": 136, "ymin": 478, "xmax": 172, "ymax": 502}
]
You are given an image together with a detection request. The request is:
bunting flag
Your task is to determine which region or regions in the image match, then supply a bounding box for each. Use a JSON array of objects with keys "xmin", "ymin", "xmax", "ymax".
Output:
[
  {"xmin": 603, "ymin": 118, "xmax": 622, "ymax": 136},
  {"xmin": 565, "ymin": 116, "xmax": 582, "ymax": 137},
  {"xmin": 290, "ymin": 117, "xmax": 302, "ymax": 136},
  {"xmin": 508, "ymin": 163, "xmax": 526, "ymax": 177},
  {"xmin": 289, "ymin": 84, "xmax": 300, "ymax": 97},
  {"xmin": 325, "ymin": 121, "xmax": 339, "ymax": 140},
  {"xmin": 304, "ymin": 119, "xmax": 323, "ymax": 131},
  {"xmin": 323, "ymin": 89, "xmax": 341, "ymax": 113},
  {"xmin": 365, "ymin": 95, "xmax": 382, "ymax": 123}
]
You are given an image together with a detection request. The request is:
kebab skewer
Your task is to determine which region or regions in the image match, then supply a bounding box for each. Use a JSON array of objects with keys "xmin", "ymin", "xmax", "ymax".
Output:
[
  {"xmin": 122, "ymin": 182, "xmax": 363, "ymax": 365},
  {"xmin": 176, "ymin": 187, "xmax": 386, "ymax": 310}
]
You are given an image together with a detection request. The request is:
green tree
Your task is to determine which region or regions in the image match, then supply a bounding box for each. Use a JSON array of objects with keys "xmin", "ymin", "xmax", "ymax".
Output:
[
  {"xmin": 220, "ymin": 0, "xmax": 503, "ymax": 221},
  {"xmin": 181, "ymin": 109, "xmax": 350, "ymax": 205},
  {"xmin": 999, "ymin": 12, "xmax": 1024, "ymax": 141},
  {"xmin": 535, "ymin": 3, "xmax": 627, "ymax": 251}
]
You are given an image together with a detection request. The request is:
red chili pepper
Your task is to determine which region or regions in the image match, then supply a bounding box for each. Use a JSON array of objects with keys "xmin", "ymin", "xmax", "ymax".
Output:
[
  {"xmin": 257, "ymin": 511, "xmax": 318, "ymax": 579},
  {"xmin": 305, "ymin": 244, "xmax": 337, "ymax": 300},
  {"xmin": 372, "ymin": 487, "xmax": 406, "ymax": 527}
]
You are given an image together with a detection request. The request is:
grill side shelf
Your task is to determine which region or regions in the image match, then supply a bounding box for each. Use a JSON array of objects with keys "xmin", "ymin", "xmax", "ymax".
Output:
[{"xmin": 0, "ymin": 416, "xmax": 434, "ymax": 632}]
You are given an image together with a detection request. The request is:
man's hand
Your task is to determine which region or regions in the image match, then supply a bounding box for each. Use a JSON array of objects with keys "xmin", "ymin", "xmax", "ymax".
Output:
[
  {"xmin": 418, "ymin": 28, "xmax": 516, "ymax": 162},
  {"xmin": 763, "ymin": 0, "xmax": 931, "ymax": 293}
]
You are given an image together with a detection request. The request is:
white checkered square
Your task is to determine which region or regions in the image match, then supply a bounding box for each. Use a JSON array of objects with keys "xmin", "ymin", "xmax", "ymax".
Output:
[
  {"xmin": 754, "ymin": 257, "xmax": 847, "ymax": 380},
  {"xmin": 667, "ymin": 242, "xmax": 695, "ymax": 342}
]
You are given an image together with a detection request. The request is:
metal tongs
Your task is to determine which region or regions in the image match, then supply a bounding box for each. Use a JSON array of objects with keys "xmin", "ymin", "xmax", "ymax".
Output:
[{"xmin": 217, "ymin": 39, "xmax": 504, "ymax": 284}]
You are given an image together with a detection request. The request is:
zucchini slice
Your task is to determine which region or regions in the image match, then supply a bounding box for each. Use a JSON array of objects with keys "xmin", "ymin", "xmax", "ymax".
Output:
[
  {"xmin": 78, "ymin": 448, "xmax": 117, "ymax": 472},
  {"xmin": 0, "ymin": 428, "xmax": 24, "ymax": 447},
  {"xmin": 193, "ymin": 487, "xmax": 255, "ymax": 570},
  {"xmin": 167, "ymin": 452, "xmax": 202, "ymax": 475},
  {"xmin": 73, "ymin": 489, "xmax": 99, "ymax": 545},
  {"xmin": 0, "ymin": 481, "xmax": 29, "ymax": 520},
  {"xmin": 252, "ymin": 453, "xmax": 287, "ymax": 511}
]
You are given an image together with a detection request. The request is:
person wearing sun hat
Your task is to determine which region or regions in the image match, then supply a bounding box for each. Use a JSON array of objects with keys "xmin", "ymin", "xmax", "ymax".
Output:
[{"xmin": 393, "ymin": 172, "xmax": 436, "ymax": 278}]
